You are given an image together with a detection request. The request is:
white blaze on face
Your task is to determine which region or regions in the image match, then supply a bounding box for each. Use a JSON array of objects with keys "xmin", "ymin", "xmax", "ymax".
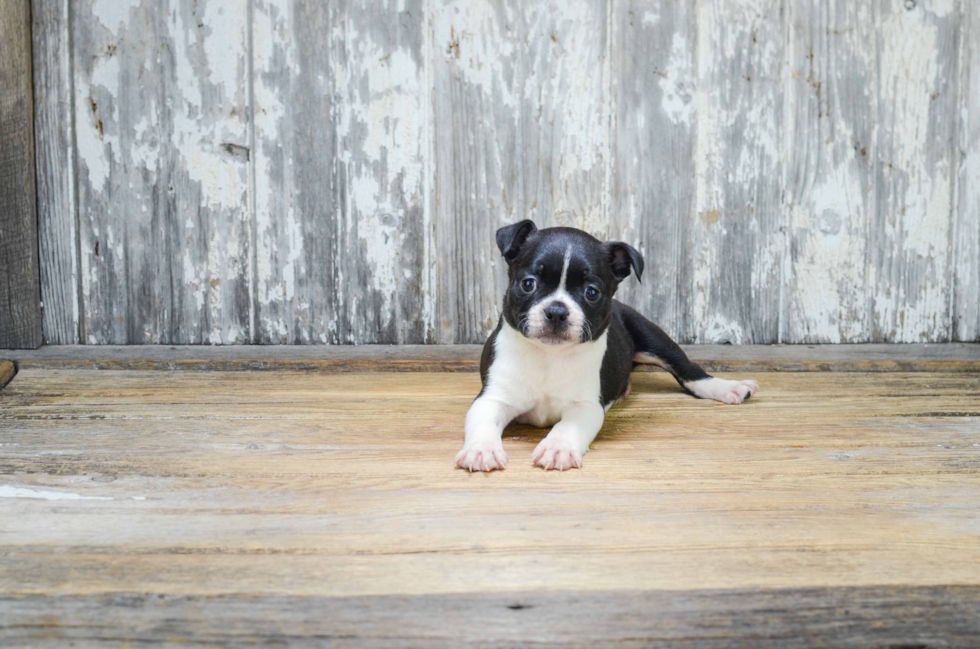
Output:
[{"xmin": 525, "ymin": 245, "xmax": 588, "ymax": 344}]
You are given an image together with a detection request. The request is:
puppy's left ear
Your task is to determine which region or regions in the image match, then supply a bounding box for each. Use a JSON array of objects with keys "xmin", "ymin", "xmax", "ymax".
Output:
[
  {"xmin": 495, "ymin": 220, "xmax": 537, "ymax": 262},
  {"xmin": 607, "ymin": 242, "xmax": 644, "ymax": 283}
]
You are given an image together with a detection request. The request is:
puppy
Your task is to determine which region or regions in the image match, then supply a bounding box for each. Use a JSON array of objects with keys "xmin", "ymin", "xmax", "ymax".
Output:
[{"xmin": 455, "ymin": 220, "xmax": 759, "ymax": 472}]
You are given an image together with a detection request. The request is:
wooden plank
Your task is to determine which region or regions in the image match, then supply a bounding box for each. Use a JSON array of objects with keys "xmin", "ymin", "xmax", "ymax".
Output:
[
  {"xmin": 870, "ymin": 0, "xmax": 960, "ymax": 342},
  {"xmin": 31, "ymin": 0, "xmax": 79, "ymax": 345},
  {"xmin": 2, "ymin": 586, "xmax": 979, "ymax": 647},
  {"xmin": 953, "ymin": 0, "xmax": 979, "ymax": 342},
  {"xmin": 2, "ymin": 343, "xmax": 980, "ymax": 373},
  {"xmin": 253, "ymin": 0, "xmax": 428, "ymax": 344},
  {"xmin": 782, "ymin": 0, "xmax": 876, "ymax": 343},
  {"xmin": 0, "ymin": 368, "xmax": 979, "ymax": 643},
  {"xmin": 0, "ymin": 0, "xmax": 43, "ymax": 350},
  {"xmin": 72, "ymin": 0, "xmax": 251, "ymax": 344},
  {"xmin": 609, "ymin": 0, "xmax": 697, "ymax": 340},
  {"xmin": 0, "ymin": 361, "xmax": 15, "ymax": 391},
  {"xmin": 689, "ymin": 0, "xmax": 784, "ymax": 344},
  {"xmin": 429, "ymin": 0, "xmax": 522, "ymax": 343},
  {"xmin": 519, "ymin": 0, "xmax": 609, "ymax": 234}
]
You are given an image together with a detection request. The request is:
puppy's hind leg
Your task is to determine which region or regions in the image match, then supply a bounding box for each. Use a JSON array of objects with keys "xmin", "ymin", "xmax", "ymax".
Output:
[{"xmin": 618, "ymin": 303, "xmax": 759, "ymax": 405}]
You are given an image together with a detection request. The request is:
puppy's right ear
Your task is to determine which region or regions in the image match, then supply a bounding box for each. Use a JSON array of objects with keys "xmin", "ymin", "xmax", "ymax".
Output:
[{"xmin": 495, "ymin": 220, "xmax": 537, "ymax": 262}]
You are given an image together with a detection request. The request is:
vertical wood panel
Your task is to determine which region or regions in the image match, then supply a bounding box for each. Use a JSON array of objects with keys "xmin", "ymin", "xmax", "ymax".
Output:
[
  {"xmin": 690, "ymin": 0, "xmax": 785, "ymax": 343},
  {"xmin": 870, "ymin": 0, "xmax": 959, "ymax": 342},
  {"xmin": 0, "ymin": 0, "xmax": 43, "ymax": 350},
  {"xmin": 430, "ymin": 0, "xmax": 522, "ymax": 343},
  {"xmin": 254, "ymin": 0, "xmax": 427, "ymax": 344},
  {"xmin": 32, "ymin": 0, "xmax": 79, "ymax": 345},
  {"xmin": 252, "ymin": 0, "xmax": 341, "ymax": 343},
  {"xmin": 953, "ymin": 0, "xmax": 979, "ymax": 342},
  {"xmin": 73, "ymin": 0, "xmax": 251, "ymax": 344},
  {"xmin": 783, "ymin": 1, "xmax": 876, "ymax": 343},
  {"xmin": 520, "ymin": 0, "xmax": 609, "ymax": 235},
  {"xmin": 609, "ymin": 0, "xmax": 698, "ymax": 340}
]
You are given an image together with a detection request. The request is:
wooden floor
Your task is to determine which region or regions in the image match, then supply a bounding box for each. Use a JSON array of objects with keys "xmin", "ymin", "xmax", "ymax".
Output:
[{"xmin": 1, "ymin": 363, "xmax": 979, "ymax": 646}]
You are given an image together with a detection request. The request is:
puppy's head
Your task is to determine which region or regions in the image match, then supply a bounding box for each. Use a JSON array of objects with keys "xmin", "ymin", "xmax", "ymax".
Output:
[{"xmin": 496, "ymin": 220, "xmax": 643, "ymax": 346}]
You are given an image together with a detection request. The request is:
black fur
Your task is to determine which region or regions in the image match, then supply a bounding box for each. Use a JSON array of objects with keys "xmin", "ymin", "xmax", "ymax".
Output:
[{"xmin": 482, "ymin": 222, "xmax": 715, "ymax": 408}]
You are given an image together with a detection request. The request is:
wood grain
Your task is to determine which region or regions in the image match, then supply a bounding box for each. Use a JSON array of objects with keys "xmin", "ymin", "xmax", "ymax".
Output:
[
  {"xmin": 72, "ymin": 0, "xmax": 252, "ymax": 344},
  {"xmin": 609, "ymin": 0, "xmax": 697, "ymax": 340},
  {"xmin": 0, "ymin": 368, "xmax": 979, "ymax": 644},
  {"xmin": 3, "ymin": 343, "xmax": 980, "ymax": 372},
  {"xmin": 870, "ymin": 0, "xmax": 960, "ymax": 342},
  {"xmin": 29, "ymin": 0, "xmax": 980, "ymax": 345},
  {"xmin": 954, "ymin": 0, "xmax": 979, "ymax": 342},
  {"xmin": 31, "ymin": 0, "xmax": 79, "ymax": 345},
  {"xmin": 0, "ymin": 0, "xmax": 43, "ymax": 350},
  {"xmin": 783, "ymin": 0, "xmax": 875, "ymax": 343},
  {"xmin": 690, "ymin": 0, "xmax": 785, "ymax": 344},
  {"xmin": 2, "ymin": 587, "xmax": 979, "ymax": 647}
]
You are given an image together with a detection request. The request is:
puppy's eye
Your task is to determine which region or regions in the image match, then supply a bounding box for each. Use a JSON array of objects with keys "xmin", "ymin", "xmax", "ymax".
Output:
[
  {"xmin": 521, "ymin": 277, "xmax": 536, "ymax": 293},
  {"xmin": 585, "ymin": 286, "xmax": 600, "ymax": 301}
]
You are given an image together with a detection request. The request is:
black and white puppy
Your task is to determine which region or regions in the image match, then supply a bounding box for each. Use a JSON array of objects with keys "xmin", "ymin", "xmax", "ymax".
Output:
[{"xmin": 456, "ymin": 221, "xmax": 759, "ymax": 472}]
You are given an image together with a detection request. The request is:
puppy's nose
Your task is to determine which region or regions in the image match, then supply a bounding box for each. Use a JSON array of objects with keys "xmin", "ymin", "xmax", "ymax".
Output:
[{"xmin": 544, "ymin": 303, "xmax": 569, "ymax": 323}]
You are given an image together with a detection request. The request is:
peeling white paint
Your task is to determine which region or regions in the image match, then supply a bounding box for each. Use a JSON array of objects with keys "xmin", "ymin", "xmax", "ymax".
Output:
[
  {"xmin": 91, "ymin": 0, "xmax": 144, "ymax": 36},
  {"xmin": 660, "ymin": 33, "xmax": 694, "ymax": 126}
]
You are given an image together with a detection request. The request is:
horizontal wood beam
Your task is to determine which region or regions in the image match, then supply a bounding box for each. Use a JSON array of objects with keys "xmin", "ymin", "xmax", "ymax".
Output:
[
  {"xmin": 2, "ymin": 343, "xmax": 979, "ymax": 373},
  {"xmin": 0, "ymin": 0, "xmax": 42, "ymax": 349},
  {"xmin": 2, "ymin": 586, "xmax": 978, "ymax": 647}
]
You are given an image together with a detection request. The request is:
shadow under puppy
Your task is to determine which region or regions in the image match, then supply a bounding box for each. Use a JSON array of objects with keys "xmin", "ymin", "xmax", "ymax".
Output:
[{"xmin": 456, "ymin": 220, "xmax": 759, "ymax": 472}]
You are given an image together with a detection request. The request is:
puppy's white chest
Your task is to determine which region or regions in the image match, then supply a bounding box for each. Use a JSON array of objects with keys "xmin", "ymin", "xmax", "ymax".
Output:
[{"xmin": 485, "ymin": 324, "xmax": 607, "ymax": 427}]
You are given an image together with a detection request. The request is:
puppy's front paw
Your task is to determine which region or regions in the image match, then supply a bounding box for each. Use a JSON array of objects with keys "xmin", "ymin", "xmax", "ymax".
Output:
[
  {"xmin": 531, "ymin": 436, "xmax": 583, "ymax": 471},
  {"xmin": 686, "ymin": 377, "xmax": 759, "ymax": 405},
  {"xmin": 455, "ymin": 440, "xmax": 508, "ymax": 472}
]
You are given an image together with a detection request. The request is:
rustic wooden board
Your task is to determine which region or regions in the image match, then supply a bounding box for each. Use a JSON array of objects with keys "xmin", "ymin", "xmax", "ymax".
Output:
[
  {"xmin": 0, "ymin": 368, "xmax": 979, "ymax": 645},
  {"xmin": 870, "ymin": 0, "xmax": 959, "ymax": 342},
  {"xmin": 783, "ymin": 0, "xmax": 875, "ymax": 343},
  {"xmin": 429, "ymin": 0, "xmax": 521, "ymax": 343},
  {"xmin": 2, "ymin": 586, "xmax": 979, "ymax": 648},
  {"xmin": 0, "ymin": 0, "xmax": 43, "ymax": 350},
  {"xmin": 3, "ymin": 343, "xmax": 980, "ymax": 372},
  {"xmin": 609, "ymin": 0, "xmax": 697, "ymax": 340},
  {"xmin": 253, "ymin": 0, "xmax": 429, "ymax": 344},
  {"xmin": 31, "ymin": 0, "xmax": 79, "ymax": 345},
  {"xmin": 72, "ymin": 0, "xmax": 252, "ymax": 344},
  {"xmin": 30, "ymin": 0, "xmax": 980, "ymax": 345},
  {"xmin": 689, "ymin": 0, "xmax": 785, "ymax": 344},
  {"xmin": 954, "ymin": 0, "xmax": 979, "ymax": 342}
]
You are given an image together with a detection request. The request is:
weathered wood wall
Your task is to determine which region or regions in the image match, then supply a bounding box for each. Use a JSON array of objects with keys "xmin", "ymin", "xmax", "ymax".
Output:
[
  {"xmin": 1, "ymin": 0, "xmax": 43, "ymax": 349},
  {"xmin": 30, "ymin": 0, "xmax": 980, "ymax": 345}
]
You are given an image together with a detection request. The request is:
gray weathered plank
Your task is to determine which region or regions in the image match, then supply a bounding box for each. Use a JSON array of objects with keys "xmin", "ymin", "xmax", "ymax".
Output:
[
  {"xmin": 3, "ymin": 343, "xmax": 980, "ymax": 373},
  {"xmin": 953, "ymin": 0, "xmax": 979, "ymax": 342},
  {"xmin": 2, "ymin": 587, "xmax": 979, "ymax": 648},
  {"xmin": 609, "ymin": 0, "xmax": 698, "ymax": 340},
  {"xmin": 254, "ymin": 0, "xmax": 427, "ymax": 344},
  {"xmin": 72, "ymin": 0, "xmax": 251, "ymax": 344},
  {"xmin": 689, "ymin": 0, "xmax": 785, "ymax": 344},
  {"xmin": 870, "ymin": 0, "xmax": 959, "ymax": 342},
  {"xmin": 782, "ymin": 0, "xmax": 876, "ymax": 343},
  {"xmin": 519, "ymin": 0, "xmax": 610, "ymax": 235},
  {"xmin": 429, "ymin": 0, "xmax": 522, "ymax": 343},
  {"xmin": 0, "ymin": 0, "xmax": 43, "ymax": 350},
  {"xmin": 32, "ymin": 0, "xmax": 79, "ymax": 345}
]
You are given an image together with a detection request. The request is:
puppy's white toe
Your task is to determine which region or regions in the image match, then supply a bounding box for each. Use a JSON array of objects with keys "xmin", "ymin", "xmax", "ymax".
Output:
[
  {"xmin": 532, "ymin": 436, "xmax": 584, "ymax": 471},
  {"xmin": 455, "ymin": 440, "xmax": 508, "ymax": 472},
  {"xmin": 685, "ymin": 377, "xmax": 759, "ymax": 405}
]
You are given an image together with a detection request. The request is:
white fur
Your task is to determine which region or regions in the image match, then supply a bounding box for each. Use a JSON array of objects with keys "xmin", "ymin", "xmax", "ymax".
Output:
[
  {"xmin": 456, "ymin": 322, "xmax": 607, "ymax": 472},
  {"xmin": 684, "ymin": 377, "xmax": 759, "ymax": 405}
]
